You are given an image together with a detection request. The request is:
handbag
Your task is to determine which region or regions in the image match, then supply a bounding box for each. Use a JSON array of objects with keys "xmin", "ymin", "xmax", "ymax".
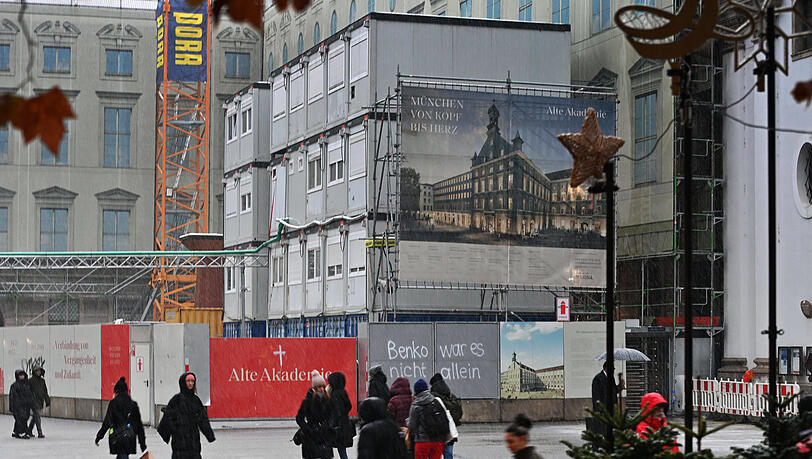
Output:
[
  {"xmin": 292, "ymin": 428, "xmax": 305, "ymax": 446},
  {"xmin": 109, "ymin": 407, "xmax": 136, "ymax": 450}
]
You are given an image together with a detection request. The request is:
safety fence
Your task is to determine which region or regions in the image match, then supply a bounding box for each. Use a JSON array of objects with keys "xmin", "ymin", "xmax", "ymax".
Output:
[{"xmin": 692, "ymin": 378, "xmax": 801, "ymax": 416}]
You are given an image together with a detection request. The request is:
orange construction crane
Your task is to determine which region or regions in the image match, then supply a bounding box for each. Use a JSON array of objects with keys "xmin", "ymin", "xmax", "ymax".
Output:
[{"xmin": 153, "ymin": 0, "xmax": 211, "ymax": 320}]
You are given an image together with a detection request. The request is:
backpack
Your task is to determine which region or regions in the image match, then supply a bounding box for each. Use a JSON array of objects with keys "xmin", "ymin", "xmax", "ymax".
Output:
[
  {"xmin": 440, "ymin": 393, "xmax": 463, "ymax": 425},
  {"xmin": 420, "ymin": 399, "xmax": 450, "ymax": 439}
]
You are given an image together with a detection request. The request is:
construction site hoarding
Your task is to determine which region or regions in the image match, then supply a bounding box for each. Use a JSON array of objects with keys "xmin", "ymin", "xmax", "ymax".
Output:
[
  {"xmin": 399, "ymin": 86, "xmax": 614, "ymax": 288},
  {"xmin": 208, "ymin": 338, "xmax": 357, "ymax": 418},
  {"xmin": 156, "ymin": 0, "xmax": 208, "ymax": 83}
]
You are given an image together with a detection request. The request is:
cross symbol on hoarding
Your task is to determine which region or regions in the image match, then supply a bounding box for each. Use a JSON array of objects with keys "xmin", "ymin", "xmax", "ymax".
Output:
[{"xmin": 273, "ymin": 345, "xmax": 286, "ymax": 367}]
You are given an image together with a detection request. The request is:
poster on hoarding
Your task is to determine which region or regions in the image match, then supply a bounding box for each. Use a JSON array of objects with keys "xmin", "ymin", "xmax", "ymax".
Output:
[
  {"xmin": 399, "ymin": 86, "xmax": 614, "ymax": 287},
  {"xmin": 101, "ymin": 325, "xmax": 130, "ymax": 401},
  {"xmin": 500, "ymin": 322, "xmax": 563, "ymax": 399},
  {"xmin": 562, "ymin": 321, "xmax": 625, "ymax": 399},
  {"xmin": 208, "ymin": 338, "xmax": 357, "ymax": 418}
]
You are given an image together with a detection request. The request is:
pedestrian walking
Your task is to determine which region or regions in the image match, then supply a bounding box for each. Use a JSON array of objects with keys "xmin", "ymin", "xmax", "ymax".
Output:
[
  {"xmin": 795, "ymin": 395, "xmax": 812, "ymax": 453},
  {"xmin": 636, "ymin": 392, "xmax": 678, "ymax": 452},
  {"xmin": 326, "ymin": 372, "xmax": 355, "ymax": 459},
  {"xmin": 429, "ymin": 373, "xmax": 462, "ymax": 459},
  {"xmin": 9, "ymin": 369, "xmax": 33, "ymax": 439},
  {"xmin": 387, "ymin": 376, "xmax": 413, "ymax": 428},
  {"xmin": 368, "ymin": 365, "xmax": 391, "ymax": 403},
  {"xmin": 357, "ymin": 397, "xmax": 408, "ymax": 459},
  {"xmin": 157, "ymin": 372, "xmax": 215, "ymax": 459},
  {"xmin": 406, "ymin": 379, "xmax": 449, "ymax": 459},
  {"xmin": 588, "ymin": 361, "xmax": 623, "ymax": 436},
  {"xmin": 27, "ymin": 366, "xmax": 50, "ymax": 438},
  {"xmin": 95, "ymin": 377, "xmax": 147, "ymax": 459},
  {"xmin": 295, "ymin": 370, "xmax": 334, "ymax": 459},
  {"xmin": 504, "ymin": 414, "xmax": 542, "ymax": 459}
]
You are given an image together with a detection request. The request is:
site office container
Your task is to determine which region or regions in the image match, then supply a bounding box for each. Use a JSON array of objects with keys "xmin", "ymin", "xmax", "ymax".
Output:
[
  {"xmin": 164, "ymin": 307, "xmax": 224, "ymax": 338},
  {"xmin": 223, "ymin": 83, "xmax": 272, "ymax": 173},
  {"xmin": 223, "ymin": 165, "xmax": 271, "ymax": 247}
]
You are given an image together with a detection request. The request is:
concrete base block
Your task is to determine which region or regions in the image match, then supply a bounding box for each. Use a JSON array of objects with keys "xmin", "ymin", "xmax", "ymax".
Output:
[
  {"xmin": 460, "ymin": 399, "xmax": 500, "ymax": 423},
  {"xmin": 717, "ymin": 357, "xmax": 749, "ymax": 381},
  {"xmin": 563, "ymin": 398, "xmax": 591, "ymax": 421},
  {"xmin": 501, "ymin": 399, "xmax": 564, "ymax": 422},
  {"xmin": 50, "ymin": 397, "xmax": 76, "ymax": 419},
  {"xmin": 75, "ymin": 399, "xmax": 104, "ymax": 422}
]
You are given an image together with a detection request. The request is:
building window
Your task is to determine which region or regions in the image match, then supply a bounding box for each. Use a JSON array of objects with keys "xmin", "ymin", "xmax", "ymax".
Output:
[
  {"xmin": 634, "ymin": 0, "xmax": 655, "ymax": 5},
  {"xmin": 308, "ymin": 154, "xmax": 323, "ymax": 191},
  {"xmin": 350, "ymin": 0, "xmax": 357, "ymax": 21},
  {"xmin": 0, "ymin": 207, "xmax": 7, "ymax": 250},
  {"xmin": 553, "ymin": 0, "xmax": 569, "ymax": 24},
  {"xmin": 307, "ymin": 247, "xmax": 321, "ymax": 280},
  {"xmin": 327, "ymin": 242, "xmax": 342, "ymax": 278},
  {"xmin": 241, "ymin": 107, "xmax": 252, "ymax": 135},
  {"xmin": 328, "ymin": 155, "xmax": 344, "ymax": 184},
  {"xmin": 268, "ymin": 53, "xmax": 274, "ymax": 76},
  {"xmin": 272, "ymin": 255, "xmax": 284, "ymax": 285},
  {"xmin": 390, "ymin": 0, "xmax": 396, "ymax": 11},
  {"xmin": 225, "ymin": 264, "xmax": 235, "ymax": 292},
  {"xmin": 486, "ymin": 0, "xmax": 500, "ymax": 18},
  {"xmin": 0, "ymin": 44, "xmax": 10, "ymax": 71},
  {"xmin": 104, "ymin": 108, "xmax": 131, "ymax": 168},
  {"xmin": 240, "ymin": 190, "xmax": 252, "ymax": 213},
  {"xmin": 369, "ymin": 0, "xmax": 375, "ymax": 12},
  {"xmin": 297, "ymin": 33, "xmax": 304, "ymax": 56},
  {"xmin": 313, "ymin": 22, "xmax": 321, "ymax": 45},
  {"xmin": 592, "ymin": 0, "xmax": 611, "ymax": 34},
  {"xmin": 40, "ymin": 208, "xmax": 67, "ymax": 251},
  {"xmin": 331, "ymin": 11, "xmax": 338, "ymax": 35},
  {"xmin": 42, "ymin": 121, "xmax": 68, "ymax": 165},
  {"xmin": 794, "ymin": 0, "xmax": 812, "ymax": 56},
  {"xmin": 282, "ymin": 43, "xmax": 288, "ymax": 64},
  {"xmin": 102, "ymin": 209, "xmax": 129, "ymax": 251},
  {"xmin": 634, "ymin": 92, "xmax": 657, "ymax": 185},
  {"xmin": 105, "ymin": 49, "xmax": 132, "ymax": 76},
  {"xmin": 227, "ymin": 112, "xmax": 237, "ymax": 142},
  {"xmin": 43, "ymin": 46, "xmax": 70, "ymax": 73},
  {"xmin": 0, "ymin": 126, "xmax": 7, "ymax": 164},
  {"xmin": 519, "ymin": 0, "xmax": 532, "ymax": 21},
  {"xmin": 225, "ymin": 52, "xmax": 250, "ymax": 78},
  {"xmin": 459, "ymin": 0, "xmax": 472, "ymax": 17}
]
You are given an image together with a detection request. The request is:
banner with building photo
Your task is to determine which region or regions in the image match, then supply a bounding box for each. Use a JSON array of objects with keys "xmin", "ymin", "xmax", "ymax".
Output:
[
  {"xmin": 399, "ymin": 86, "xmax": 615, "ymax": 287},
  {"xmin": 500, "ymin": 322, "xmax": 564, "ymax": 399}
]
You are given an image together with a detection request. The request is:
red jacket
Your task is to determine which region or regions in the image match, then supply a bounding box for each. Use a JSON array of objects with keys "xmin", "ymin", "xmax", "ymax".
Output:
[
  {"xmin": 636, "ymin": 392, "xmax": 679, "ymax": 453},
  {"xmin": 387, "ymin": 377, "xmax": 413, "ymax": 428}
]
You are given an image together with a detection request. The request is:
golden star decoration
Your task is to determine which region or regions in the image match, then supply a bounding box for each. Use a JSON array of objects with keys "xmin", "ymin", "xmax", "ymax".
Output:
[{"xmin": 557, "ymin": 108, "xmax": 625, "ymax": 188}]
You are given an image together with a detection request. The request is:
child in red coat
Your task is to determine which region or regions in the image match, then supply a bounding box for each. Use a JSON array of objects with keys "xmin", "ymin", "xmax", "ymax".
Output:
[{"xmin": 636, "ymin": 392, "xmax": 679, "ymax": 453}]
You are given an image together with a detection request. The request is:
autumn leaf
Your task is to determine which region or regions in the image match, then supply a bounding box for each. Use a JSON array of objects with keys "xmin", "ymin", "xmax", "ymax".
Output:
[
  {"xmin": 211, "ymin": 0, "xmax": 264, "ymax": 30},
  {"xmin": 292, "ymin": 0, "xmax": 309, "ymax": 11},
  {"xmin": 11, "ymin": 87, "xmax": 75, "ymax": 154},
  {"xmin": 0, "ymin": 94, "xmax": 24, "ymax": 126},
  {"xmin": 792, "ymin": 79, "xmax": 812, "ymax": 107}
]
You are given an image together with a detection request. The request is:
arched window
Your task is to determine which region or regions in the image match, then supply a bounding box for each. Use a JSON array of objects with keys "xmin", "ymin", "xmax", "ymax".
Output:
[
  {"xmin": 282, "ymin": 43, "xmax": 288, "ymax": 65},
  {"xmin": 349, "ymin": 0, "xmax": 357, "ymax": 21},
  {"xmin": 389, "ymin": 0, "xmax": 396, "ymax": 11},
  {"xmin": 313, "ymin": 22, "xmax": 320, "ymax": 45},
  {"xmin": 368, "ymin": 0, "xmax": 375, "ymax": 12},
  {"xmin": 268, "ymin": 53, "xmax": 273, "ymax": 77},
  {"xmin": 330, "ymin": 11, "xmax": 337, "ymax": 35},
  {"xmin": 297, "ymin": 33, "xmax": 304, "ymax": 55}
]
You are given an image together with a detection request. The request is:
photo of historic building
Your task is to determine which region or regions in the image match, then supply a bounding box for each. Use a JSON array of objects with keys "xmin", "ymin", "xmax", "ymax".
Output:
[{"xmin": 500, "ymin": 322, "xmax": 564, "ymax": 399}]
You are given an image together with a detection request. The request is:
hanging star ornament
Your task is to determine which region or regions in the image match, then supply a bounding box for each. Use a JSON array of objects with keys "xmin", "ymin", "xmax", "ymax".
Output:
[{"xmin": 557, "ymin": 108, "xmax": 625, "ymax": 188}]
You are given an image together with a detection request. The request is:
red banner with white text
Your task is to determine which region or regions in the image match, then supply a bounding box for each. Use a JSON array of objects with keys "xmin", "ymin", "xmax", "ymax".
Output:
[
  {"xmin": 208, "ymin": 338, "xmax": 357, "ymax": 418},
  {"xmin": 101, "ymin": 324, "xmax": 130, "ymax": 400}
]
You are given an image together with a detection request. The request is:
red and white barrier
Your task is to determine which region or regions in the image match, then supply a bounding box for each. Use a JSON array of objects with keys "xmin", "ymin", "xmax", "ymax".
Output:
[{"xmin": 692, "ymin": 378, "xmax": 800, "ymax": 417}]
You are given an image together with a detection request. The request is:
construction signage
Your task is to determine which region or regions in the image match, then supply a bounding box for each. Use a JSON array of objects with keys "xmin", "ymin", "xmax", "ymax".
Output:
[
  {"xmin": 556, "ymin": 297, "xmax": 570, "ymax": 322},
  {"xmin": 156, "ymin": 0, "xmax": 208, "ymax": 83},
  {"xmin": 208, "ymin": 338, "xmax": 357, "ymax": 418}
]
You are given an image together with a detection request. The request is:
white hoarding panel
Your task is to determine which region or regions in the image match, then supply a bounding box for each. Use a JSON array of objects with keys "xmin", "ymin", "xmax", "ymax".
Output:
[{"xmin": 563, "ymin": 322, "xmax": 625, "ymax": 399}]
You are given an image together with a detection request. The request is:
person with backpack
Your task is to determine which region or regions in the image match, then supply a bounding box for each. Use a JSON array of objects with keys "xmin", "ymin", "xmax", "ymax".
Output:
[
  {"xmin": 429, "ymin": 373, "xmax": 462, "ymax": 459},
  {"xmin": 95, "ymin": 377, "xmax": 147, "ymax": 459},
  {"xmin": 406, "ymin": 379, "xmax": 450, "ymax": 459}
]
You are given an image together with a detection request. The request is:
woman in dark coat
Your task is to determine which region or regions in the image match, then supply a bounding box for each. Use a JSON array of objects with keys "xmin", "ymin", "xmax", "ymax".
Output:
[
  {"xmin": 95, "ymin": 377, "xmax": 147, "ymax": 459},
  {"xmin": 357, "ymin": 397, "xmax": 407, "ymax": 459},
  {"xmin": 327, "ymin": 372, "xmax": 355, "ymax": 459},
  {"xmin": 296, "ymin": 370, "xmax": 334, "ymax": 459},
  {"xmin": 9, "ymin": 369, "xmax": 34, "ymax": 439},
  {"xmin": 367, "ymin": 365, "xmax": 390, "ymax": 403},
  {"xmin": 386, "ymin": 377, "xmax": 413, "ymax": 428},
  {"xmin": 158, "ymin": 372, "xmax": 216, "ymax": 459}
]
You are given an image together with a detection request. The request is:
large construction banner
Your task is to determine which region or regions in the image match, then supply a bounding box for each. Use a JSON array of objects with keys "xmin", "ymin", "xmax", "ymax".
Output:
[
  {"xmin": 208, "ymin": 338, "xmax": 358, "ymax": 418},
  {"xmin": 156, "ymin": 0, "xmax": 208, "ymax": 83},
  {"xmin": 399, "ymin": 86, "xmax": 615, "ymax": 288}
]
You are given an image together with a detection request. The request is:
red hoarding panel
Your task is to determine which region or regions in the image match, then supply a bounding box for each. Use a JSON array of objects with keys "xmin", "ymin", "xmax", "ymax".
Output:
[
  {"xmin": 101, "ymin": 325, "xmax": 130, "ymax": 400},
  {"xmin": 209, "ymin": 338, "xmax": 357, "ymax": 418}
]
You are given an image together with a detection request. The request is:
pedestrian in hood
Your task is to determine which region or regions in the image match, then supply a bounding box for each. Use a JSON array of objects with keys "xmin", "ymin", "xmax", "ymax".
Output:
[
  {"xmin": 795, "ymin": 395, "xmax": 812, "ymax": 453},
  {"xmin": 368, "ymin": 365, "xmax": 391, "ymax": 403},
  {"xmin": 28, "ymin": 366, "xmax": 50, "ymax": 438},
  {"xmin": 387, "ymin": 377, "xmax": 413, "ymax": 428},
  {"xmin": 636, "ymin": 392, "xmax": 679, "ymax": 452},
  {"xmin": 504, "ymin": 414, "xmax": 542, "ymax": 459},
  {"xmin": 295, "ymin": 370, "xmax": 334, "ymax": 459},
  {"xmin": 357, "ymin": 397, "xmax": 408, "ymax": 459},
  {"xmin": 157, "ymin": 372, "xmax": 215, "ymax": 459},
  {"xmin": 95, "ymin": 377, "xmax": 147, "ymax": 458},
  {"xmin": 327, "ymin": 372, "xmax": 355, "ymax": 459},
  {"xmin": 407, "ymin": 379, "xmax": 449, "ymax": 459},
  {"xmin": 10, "ymin": 369, "xmax": 34, "ymax": 439},
  {"xmin": 430, "ymin": 373, "xmax": 462, "ymax": 459}
]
